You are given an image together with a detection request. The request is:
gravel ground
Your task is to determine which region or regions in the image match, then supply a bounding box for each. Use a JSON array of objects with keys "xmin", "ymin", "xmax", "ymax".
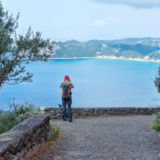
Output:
[{"xmin": 41, "ymin": 116, "xmax": 160, "ymax": 160}]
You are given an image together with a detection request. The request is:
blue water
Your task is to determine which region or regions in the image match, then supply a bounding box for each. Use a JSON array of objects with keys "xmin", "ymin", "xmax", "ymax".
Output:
[{"xmin": 1, "ymin": 58, "xmax": 160, "ymax": 109}]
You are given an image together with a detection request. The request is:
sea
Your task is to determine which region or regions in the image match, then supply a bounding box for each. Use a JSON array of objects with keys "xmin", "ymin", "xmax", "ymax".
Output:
[{"xmin": 1, "ymin": 58, "xmax": 160, "ymax": 110}]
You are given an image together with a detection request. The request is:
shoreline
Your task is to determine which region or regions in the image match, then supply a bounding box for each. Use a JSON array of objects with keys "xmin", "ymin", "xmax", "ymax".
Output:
[{"xmin": 49, "ymin": 56, "xmax": 160, "ymax": 63}]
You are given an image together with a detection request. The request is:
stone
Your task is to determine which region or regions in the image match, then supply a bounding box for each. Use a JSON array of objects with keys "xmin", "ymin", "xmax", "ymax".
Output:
[
  {"xmin": 41, "ymin": 107, "xmax": 160, "ymax": 120},
  {"xmin": 0, "ymin": 114, "xmax": 52, "ymax": 160}
]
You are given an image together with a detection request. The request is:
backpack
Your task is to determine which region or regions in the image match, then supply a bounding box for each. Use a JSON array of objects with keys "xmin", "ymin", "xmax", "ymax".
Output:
[{"xmin": 62, "ymin": 82, "xmax": 71, "ymax": 97}]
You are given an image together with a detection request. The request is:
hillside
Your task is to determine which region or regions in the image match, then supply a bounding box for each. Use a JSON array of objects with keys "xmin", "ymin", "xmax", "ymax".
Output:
[{"xmin": 52, "ymin": 38, "xmax": 160, "ymax": 60}]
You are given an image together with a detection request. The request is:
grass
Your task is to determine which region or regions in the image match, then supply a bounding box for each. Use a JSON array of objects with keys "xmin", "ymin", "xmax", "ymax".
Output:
[
  {"xmin": 152, "ymin": 112, "xmax": 160, "ymax": 131},
  {"xmin": 50, "ymin": 124, "xmax": 60, "ymax": 141},
  {"xmin": 152, "ymin": 122, "xmax": 160, "ymax": 131},
  {"xmin": 23, "ymin": 136, "xmax": 62, "ymax": 160},
  {"xmin": 23, "ymin": 124, "xmax": 61, "ymax": 160}
]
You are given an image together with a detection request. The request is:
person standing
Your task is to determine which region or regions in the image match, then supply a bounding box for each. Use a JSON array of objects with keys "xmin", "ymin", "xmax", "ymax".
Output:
[{"xmin": 60, "ymin": 75, "xmax": 74, "ymax": 122}]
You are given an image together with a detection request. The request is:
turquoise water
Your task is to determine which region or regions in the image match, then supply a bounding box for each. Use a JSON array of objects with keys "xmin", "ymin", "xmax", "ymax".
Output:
[{"xmin": 0, "ymin": 58, "xmax": 160, "ymax": 109}]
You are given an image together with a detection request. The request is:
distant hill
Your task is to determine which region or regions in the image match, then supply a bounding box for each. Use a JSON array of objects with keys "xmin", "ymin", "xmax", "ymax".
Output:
[{"xmin": 52, "ymin": 38, "xmax": 160, "ymax": 60}]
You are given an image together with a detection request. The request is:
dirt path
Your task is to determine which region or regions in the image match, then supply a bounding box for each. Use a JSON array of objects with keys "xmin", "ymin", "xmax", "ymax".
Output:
[{"xmin": 31, "ymin": 116, "xmax": 160, "ymax": 160}]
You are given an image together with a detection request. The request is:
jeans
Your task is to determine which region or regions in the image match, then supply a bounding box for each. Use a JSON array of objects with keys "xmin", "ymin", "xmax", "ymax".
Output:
[{"xmin": 62, "ymin": 97, "xmax": 72, "ymax": 120}]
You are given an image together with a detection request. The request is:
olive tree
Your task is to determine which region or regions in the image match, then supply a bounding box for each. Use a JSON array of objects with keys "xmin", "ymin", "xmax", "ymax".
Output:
[{"xmin": 0, "ymin": 2, "xmax": 54, "ymax": 88}]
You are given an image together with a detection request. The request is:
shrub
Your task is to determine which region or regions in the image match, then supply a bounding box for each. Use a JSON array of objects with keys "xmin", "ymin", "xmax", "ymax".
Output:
[
  {"xmin": 0, "ymin": 103, "xmax": 35, "ymax": 134},
  {"xmin": 152, "ymin": 112, "xmax": 160, "ymax": 131},
  {"xmin": 14, "ymin": 103, "xmax": 35, "ymax": 117},
  {"xmin": 0, "ymin": 111, "xmax": 18, "ymax": 134},
  {"xmin": 16, "ymin": 111, "xmax": 33, "ymax": 124}
]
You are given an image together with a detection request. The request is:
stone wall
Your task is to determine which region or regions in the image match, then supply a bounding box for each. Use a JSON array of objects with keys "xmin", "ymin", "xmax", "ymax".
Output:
[
  {"xmin": 41, "ymin": 107, "xmax": 160, "ymax": 119},
  {"xmin": 0, "ymin": 114, "xmax": 52, "ymax": 160}
]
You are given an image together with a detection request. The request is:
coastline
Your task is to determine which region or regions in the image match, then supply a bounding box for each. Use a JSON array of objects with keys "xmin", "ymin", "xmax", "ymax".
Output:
[{"xmin": 49, "ymin": 55, "xmax": 160, "ymax": 63}]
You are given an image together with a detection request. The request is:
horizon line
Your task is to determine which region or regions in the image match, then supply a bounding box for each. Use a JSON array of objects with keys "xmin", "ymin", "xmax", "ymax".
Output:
[{"xmin": 54, "ymin": 37, "xmax": 160, "ymax": 42}]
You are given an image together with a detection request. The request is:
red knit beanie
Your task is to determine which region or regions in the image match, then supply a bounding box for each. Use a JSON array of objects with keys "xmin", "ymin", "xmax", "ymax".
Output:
[{"xmin": 64, "ymin": 75, "xmax": 69, "ymax": 80}]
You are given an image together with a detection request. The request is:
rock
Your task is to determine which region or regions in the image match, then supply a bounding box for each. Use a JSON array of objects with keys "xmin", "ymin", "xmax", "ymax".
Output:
[{"xmin": 0, "ymin": 114, "xmax": 53, "ymax": 160}]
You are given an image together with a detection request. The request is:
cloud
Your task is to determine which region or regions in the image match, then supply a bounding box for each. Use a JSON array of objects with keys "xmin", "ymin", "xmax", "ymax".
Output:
[
  {"xmin": 91, "ymin": 0, "xmax": 160, "ymax": 9},
  {"xmin": 92, "ymin": 19, "xmax": 106, "ymax": 27}
]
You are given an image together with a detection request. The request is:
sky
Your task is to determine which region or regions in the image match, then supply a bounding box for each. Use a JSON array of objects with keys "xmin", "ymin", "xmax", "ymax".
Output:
[{"xmin": 2, "ymin": 0, "xmax": 160, "ymax": 41}]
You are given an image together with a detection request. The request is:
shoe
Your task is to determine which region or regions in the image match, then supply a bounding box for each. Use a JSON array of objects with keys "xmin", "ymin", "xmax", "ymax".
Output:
[
  {"xmin": 63, "ymin": 118, "xmax": 66, "ymax": 121},
  {"xmin": 69, "ymin": 119, "xmax": 72, "ymax": 122}
]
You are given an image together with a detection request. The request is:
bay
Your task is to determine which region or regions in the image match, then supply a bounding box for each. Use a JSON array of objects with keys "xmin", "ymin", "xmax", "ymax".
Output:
[{"xmin": 0, "ymin": 58, "xmax": 160, "ymax": 110}]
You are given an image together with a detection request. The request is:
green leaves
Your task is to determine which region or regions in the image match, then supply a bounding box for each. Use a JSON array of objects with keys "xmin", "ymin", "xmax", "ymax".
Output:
[
  {"xmin": 152, "ymin": 112, "xmax": 160, "ymax": 131},
  {"xmin": 155, "ymin": 68, "xmax": 160, "ymax": 93},
  {"xmin": 0, "ymin": 103, "xmax": 35, "ymax": 134},
  {"xmin": 0, "ymin": 1, "xmax": 54, "ymax": 88}
]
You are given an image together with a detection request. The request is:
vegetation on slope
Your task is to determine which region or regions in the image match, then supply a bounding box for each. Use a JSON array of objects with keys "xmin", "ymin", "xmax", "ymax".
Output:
[
  {"xmin": 53, "ymin": 38, "xmax": 160, "ymax": 59},
  {"xmin": 0, "ymin": 103, "xmax": 35, "ymax": 134}
]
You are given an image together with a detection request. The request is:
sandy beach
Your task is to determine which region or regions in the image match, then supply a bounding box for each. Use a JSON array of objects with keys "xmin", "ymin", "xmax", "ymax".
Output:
[{"xmin": 49, "ymin": 55, "xmax": 160, "ymax": 63}]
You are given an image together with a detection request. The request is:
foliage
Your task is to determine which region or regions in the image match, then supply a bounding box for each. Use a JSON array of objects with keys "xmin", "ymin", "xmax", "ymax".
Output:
[
  {"xmin": 155, "ymin": 68, "xmax": 160, "ymax": 93},
  {"xmin": 152, "ymin": 122, "xmax": 160, "ymax": 131},
  {"xmin": 16, "ymin": 111, "xmax": 32, "ymax": 124},
  {"xmin": 152, "ymin": 112, "xmax": 160, "ymax": 131},
  {"xmin": 0, "ymin": 1, "xmax": 54, "ymax": 88},
  {"xmin": 50, "ymin": 124, "xmax": 60, "ymax": 141},
  {"xmin": 14, "ymin": 103, "xmax": 34, "ymax": 116},
  {"xmin": 0, "ymin": 111, "xmax": 17, "ymax": 134},
  {"xmin": 0, "ymin": 103, "xmax": 35, "ymax": 134}
]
